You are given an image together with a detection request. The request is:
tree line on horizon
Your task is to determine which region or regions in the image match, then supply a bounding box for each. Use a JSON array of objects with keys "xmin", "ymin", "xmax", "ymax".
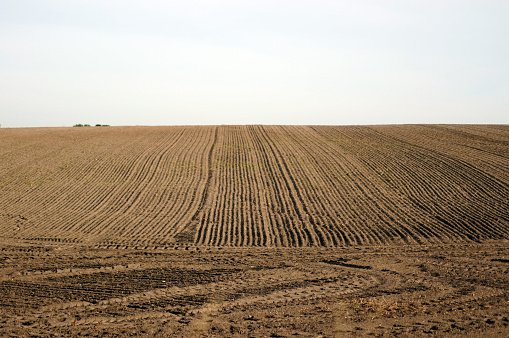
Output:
[{"xmin": 73, "ymin": 124, "xmax": 110, "ymax": 127}]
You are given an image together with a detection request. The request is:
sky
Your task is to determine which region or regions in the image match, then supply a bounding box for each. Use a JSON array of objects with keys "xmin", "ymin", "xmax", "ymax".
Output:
[{"xmin": 0, "ymin": 0, "xmax": 508, "ymax": 127}]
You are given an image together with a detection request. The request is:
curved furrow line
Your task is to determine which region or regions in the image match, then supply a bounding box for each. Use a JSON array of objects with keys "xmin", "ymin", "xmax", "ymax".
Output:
[
  {"xmin": 278, "ymin": 126, "xmax": 342, "ymax": 245},
  {"xmin": 216, "ymin": 127, "xmax": 233, "ymax": 246},
  {"xmin": 118, "ymin": 127, "xmax": 211, "ymax": 243},
  {"xmin": 280, "ymin": 125, "xmax": 390, "ymax": 246},
  {"xmin": 4, "ymin": 130, "xmax": 162, "ymax": 242},
  {"xmin": 310, "ymin": 126, "xmax": 452, "ymax": 244},
  {"xmin": 365, "ymin": 127, "xmax": 509, "ymax": 239},
  {"xmin": 438, "ymin": 124, "xmax": 509, "ymax": 148},
  {"xmin": 153, "ymin": 128, "xmax": 215, "ymax": 240},
  {"xmin": 416, "ymin": 125, "xmax": 509, "ymax": 172},
  {"xmin": 228, "ymin": 127, "xmax": 242, "ymax": 246},
  {"xmin": 61, "ymin": 129, "xmax": 185, "ymax": 241},
  {"xmin": 378, "ymin": 126, "xmax": 509, "ymax": 199},
  {"xmin": 62, "ymin": 138, "xmax": 170, "ymax": 221},
  {"xmin": 52, "ymin": 129, "xmax": 163, "ymax": 203},
  {"xmin": 226, "ymin": 127, "xmax": 270, "ymax": 246},
  {"xmin": 257, "ymin": 126, "xmax": 321, "ymax": 246},
  {"xmin": 113, "ymin": 132, "xmax": 190, "ymax": 214},
  {"xmin": 195, "ymin": 127, "xmax": 227, "ymax": 247},
  {"xmin": 233, "ymin": 127, "xmax": 254, "ymax": 246},
  {"xmin": 113, "ymin": 130, "xmax": 203, "ymax": 244},
  {"xmin": 47, "ymin": 129, "xmax": 178, "ymax": 239},
  {"xmin": 341, "ymin": 127, "xmax": 478, "ymax": 242},
  {"xmin": 0, "ymin": 128, "xmax": 97, "ymax": 180},
  {"xmin": 125, "ymin": 129, "xmax": 202, "ymax": 241},
  {"xmin": 162, "ymin": 128, "xmax": 216, "ymax": 228},
  {"xmin": 1, "ymin": 138, "xmax": 111, "ymax": 213},
  {"xmin": 245, "ymin": 126, "xmax": 270, "ymax": 246},
  {"xmin": 122, "ymin": 127, "xmax": 215, "ymax": 245},
  {"xmin": 305, "ymin": 126, "xmax": 417, "ymax": 245},
  {"xmin": 194, "ymin": 127, "xmax": 224, "ymax": 246},
  {"xmin": 197, "ymin": 126, "xmax": 261, "ymax": 246},
  {"xmin": 479, "ymin": 124, "xmax": 509, "ymax": 139},
  {"xmin": 271, "ymin": 126, "xmax": 349, "ymax": 246},
  {"xmin": 242, "ymin": 129, "xmax": 259, "ymax": 246},
  {"xmin": 304, "ymin": 130, "xmax": 394, "ymax": 245},
  {"xmin": 300, "ymin": 129, "xmax": 394, "ymax": 244},
  {"xmin": 235, "ymin": 126, "xmax": 270, "ymax": 247},
  {"xmin": 246, "ymin": 125, "xmax": 297, "ymax": 246},
  {"xmin": 46, "ymin": 129, "xmax": 178, "ymax": 243},
  {"xmin": 324, "ymin": 128, "xmax": 454, "ymax": 242},
  {"xmin": 168, "ymin": 126, "xmax": 218, "ymax": 245},
  {"xmin": 198, "ymin": 131, "xmax": 223, "ymax": 246},
  {"xmin": 285, "ymin": 129, "xmax": 377, "ymax": 246},
  {"xmin": 400, "ymin": 140, "xmax": 506, "ymax": 200},
  {"xmin": 254, "ymin": 125, "xmax": 311, "ymax": 246},
  {"xmin": 242, "ymin": 126, "xmax": 280, "ymax": 247},
  {"xmin": 335, "ymin": 126, "xmax": 506, "ymax": 242},
  {"xmin": 234, "ymin": 127, "xmax": 260, "ymax": 246}
]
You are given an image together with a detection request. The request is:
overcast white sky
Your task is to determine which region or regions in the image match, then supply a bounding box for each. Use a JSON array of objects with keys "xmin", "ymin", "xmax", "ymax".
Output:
[{"xmin": 0, "ymin": 0, "xmax": 508, "ymax": 127}]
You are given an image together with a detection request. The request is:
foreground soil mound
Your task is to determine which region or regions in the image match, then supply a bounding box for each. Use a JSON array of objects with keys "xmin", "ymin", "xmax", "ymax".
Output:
[{"xmin": 1, "ymin": 125, "xmax": 508, "ymax": 247}]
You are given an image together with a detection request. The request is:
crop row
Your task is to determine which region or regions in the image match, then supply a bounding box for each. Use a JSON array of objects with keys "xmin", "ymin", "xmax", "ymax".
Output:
[
  {"xmin": 0, "ymin": 125, "xmax": 507, "ymax": 247},
  {"xmin": 193, "ymin": 125, "xmax": 509, "ymax": 246}
]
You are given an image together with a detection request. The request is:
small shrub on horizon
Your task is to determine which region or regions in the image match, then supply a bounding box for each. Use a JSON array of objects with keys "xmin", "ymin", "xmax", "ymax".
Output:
[{"xmin": 74, "ymin": 124, "xmax": 98, "ymax": 127}]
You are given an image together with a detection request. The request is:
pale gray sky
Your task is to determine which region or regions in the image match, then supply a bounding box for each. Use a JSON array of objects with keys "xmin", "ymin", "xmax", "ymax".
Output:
[{"xmin": 1, "ymin": 0, "xmax": 508, "ymax": 127}]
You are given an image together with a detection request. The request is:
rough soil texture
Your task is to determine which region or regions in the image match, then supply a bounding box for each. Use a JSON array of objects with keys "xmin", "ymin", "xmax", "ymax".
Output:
[
  {"xmin": 1, "ymin": 125, "xmax": 508, "ymax": 336},
  {"xmin": 1, "ymin": 242, "xmax": 509, "ymax": 337}
]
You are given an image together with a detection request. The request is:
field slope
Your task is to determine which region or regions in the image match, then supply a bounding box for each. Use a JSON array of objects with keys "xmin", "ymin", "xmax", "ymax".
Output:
[{"xmin": 1, "ymin": 125, "xmax": 508, "ymax": 247}]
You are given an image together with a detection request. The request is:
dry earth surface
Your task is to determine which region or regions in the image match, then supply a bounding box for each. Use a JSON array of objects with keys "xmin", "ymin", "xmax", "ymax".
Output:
[{"xmin": 1, "ymin": 124, "xmax": 508, "ymax": 337}]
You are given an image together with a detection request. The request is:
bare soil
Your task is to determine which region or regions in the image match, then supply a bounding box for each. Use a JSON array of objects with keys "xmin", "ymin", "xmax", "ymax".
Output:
[
  {"xmin": 1, "ymin": 125, "xmax": 508, "ymax": 336},
  {"xmin": 1, "ymin": 242, "xmax": 509, "ymax": 337}
]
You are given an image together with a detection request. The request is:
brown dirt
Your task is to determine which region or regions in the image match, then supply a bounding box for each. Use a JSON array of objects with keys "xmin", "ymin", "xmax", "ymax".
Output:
[
  {"xmin": 1, "ymin": 124, "xmax": 508, "ymax": 336},
  {"xmin": 1, "ymin": 242, "xmax": 508, "ymax": 337}
]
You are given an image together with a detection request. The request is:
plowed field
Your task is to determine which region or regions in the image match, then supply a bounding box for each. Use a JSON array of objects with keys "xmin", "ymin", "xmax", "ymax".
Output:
[
  {"xmin": 1, "ymin": 125, "xmax": 509, "ymax": 337},
  {"xmin": 1, "ymin": 125, "xmax": 508, "ymax": 247}
]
